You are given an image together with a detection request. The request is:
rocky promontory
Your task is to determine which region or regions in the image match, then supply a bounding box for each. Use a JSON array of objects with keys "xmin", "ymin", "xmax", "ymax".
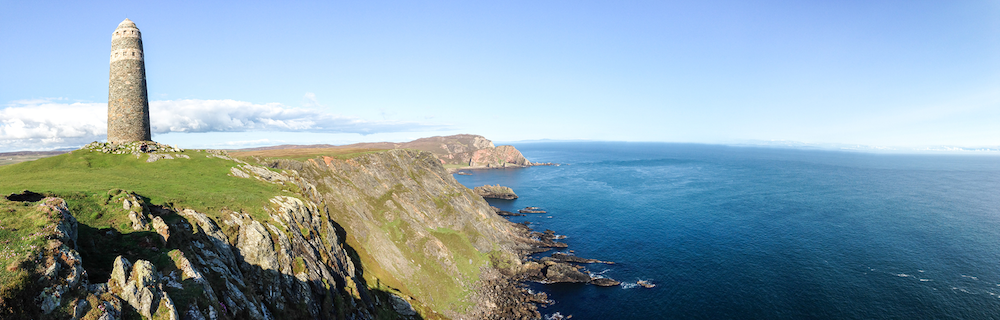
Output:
[
  {"xmin": 227, "ymin": 134, "xmax": 556, "ymax": 172},
  {"xmin": 475, "ymin": 184, "xmax": 518, "ymax": 199}
]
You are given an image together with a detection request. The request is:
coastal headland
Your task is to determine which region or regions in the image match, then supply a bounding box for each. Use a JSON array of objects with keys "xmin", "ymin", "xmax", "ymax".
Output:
[
  {"xmin": 228, "ymin": 134, "xmax": 556, "ymax": 173},
  {"xmin": 0, "ymin": 134, "xmax": 604, "ymax": 319}
]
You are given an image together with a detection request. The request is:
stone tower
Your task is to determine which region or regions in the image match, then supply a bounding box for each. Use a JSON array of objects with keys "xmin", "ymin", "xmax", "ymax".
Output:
[{"xmin": 107, "ymin": 18, "xmax": 151, "ymax": 143}]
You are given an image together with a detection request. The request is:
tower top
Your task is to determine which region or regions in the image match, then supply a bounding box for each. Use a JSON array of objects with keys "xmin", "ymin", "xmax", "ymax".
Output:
[{"xmin": 117, "ymin": 18, "xmax": 136, "ymax": 28}]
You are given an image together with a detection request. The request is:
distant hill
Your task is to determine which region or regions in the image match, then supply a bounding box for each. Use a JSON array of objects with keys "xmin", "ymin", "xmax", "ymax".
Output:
[
  {"xmin": 231, "ymin": 134, "xmax": 535, "ymax": 168},
  {"xmin": 0, "ymin": 150, "xmax": 69, "ymax": 166}
]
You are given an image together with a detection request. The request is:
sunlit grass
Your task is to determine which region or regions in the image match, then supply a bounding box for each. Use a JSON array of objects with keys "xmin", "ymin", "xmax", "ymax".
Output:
[
  {"xmin": 0, "ymin": 149, "xmax": 289, "ymax": 222},
  {"xmin": 0, "ymin": 198, "xmax": 58, "ymax": 305}
]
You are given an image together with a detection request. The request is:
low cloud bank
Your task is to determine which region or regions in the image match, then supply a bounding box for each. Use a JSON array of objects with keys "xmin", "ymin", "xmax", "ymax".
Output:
[
  {"xmin": 0, "ymin": 100, "xmax": 106, "ymax": 151},
  {"xmin": 0, "ymin": 99, "xmax": 444, "ymax": 152}
]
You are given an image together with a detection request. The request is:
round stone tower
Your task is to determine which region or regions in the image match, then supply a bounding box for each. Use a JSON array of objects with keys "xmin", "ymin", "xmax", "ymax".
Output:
[{"xmin": 107, "ymin": 18, "xmax": 151, "ymax": 143}]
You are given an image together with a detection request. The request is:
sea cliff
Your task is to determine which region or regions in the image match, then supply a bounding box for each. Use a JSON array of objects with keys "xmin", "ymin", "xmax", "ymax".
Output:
[{"xmin": 0, "ymin": 143, "xmax": 545, "ymax": 319}]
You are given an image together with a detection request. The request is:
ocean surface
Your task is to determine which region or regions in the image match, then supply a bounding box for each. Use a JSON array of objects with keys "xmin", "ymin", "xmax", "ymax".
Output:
[{"xmin": 453, "ymin": 142, "xmax": 1000, "ymax": 319}]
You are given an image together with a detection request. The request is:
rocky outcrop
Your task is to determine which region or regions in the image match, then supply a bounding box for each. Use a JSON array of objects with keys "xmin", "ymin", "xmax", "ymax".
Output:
[
  {"xmin": 519, "ymin": 207, "xmax": 547, "ymax": 214},
  {"xmin": 6, "ymin": 191, "xmax": 385, "ymax": 319},
  {"xmin": 20, "ymin": 197, "xmax": 124, "ymax": 320},
  {"xmin": 504, "ymin": 223, "xmax": 621, "ymax": 288},
  {"xmin": 109, "ymin": 257, "xmax": 179, "ymax": 319},
  {"xmin": 474, "ymin": 184, "xmax": 518, "ymax": 200},
  {"xmin": 83, "ymin": 141, "xmax": 184, "ymax": 155},
  {"xmin": 590, "ymin": 278, "xmax": 621, "ymax": 287},
  {"xmin": 114, "ymin": 190, "xmax": 152, "ymax": 231},
  {"xmin": 550, "ymin": 252, "xmax": 614, "ymax": 265}
]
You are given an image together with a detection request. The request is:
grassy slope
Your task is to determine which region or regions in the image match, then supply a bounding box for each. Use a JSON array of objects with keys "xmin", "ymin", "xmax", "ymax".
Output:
[{"xmin": 0, "ymin": 149, "xmax": 287, "ymax": 224}]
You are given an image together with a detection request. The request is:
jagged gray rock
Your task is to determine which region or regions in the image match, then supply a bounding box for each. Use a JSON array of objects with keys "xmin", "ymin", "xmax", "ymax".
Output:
[
  {"xmin": 151, "ymin": 215, "xmax": 170, "ymax": 244},
  {"xmin": 109, "ymin": 257, "xmax": 179, "ymax": 319},
  {"xmin": 390, "ymin": 294, "xmax": 417, "ymax": 316},
  {"xmin": 30, "ymin": 197, "xmax": 122, "ymax": 319}
]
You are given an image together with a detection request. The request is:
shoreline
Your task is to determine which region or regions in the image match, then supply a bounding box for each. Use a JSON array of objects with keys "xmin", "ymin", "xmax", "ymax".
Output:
[{"xmin": 447, "ymin": 162, "xmax": 559, "ymax": 174}]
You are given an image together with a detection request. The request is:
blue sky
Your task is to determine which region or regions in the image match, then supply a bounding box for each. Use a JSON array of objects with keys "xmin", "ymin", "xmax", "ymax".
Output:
[{"xmin": 2, "ymin": 1, "xmax": 1000, "ymax": 152}]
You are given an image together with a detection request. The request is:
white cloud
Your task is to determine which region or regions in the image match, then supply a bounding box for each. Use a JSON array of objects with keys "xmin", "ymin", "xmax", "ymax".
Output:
[
  {"xmin": 149, "ymin": 99, "xmax": 440, "ymax": 134},
  {"xmin": 0, "ymin": 98, "xmax": 446, "ymax": 152},
  {"xmin": 0, "ymin": 100, "xmax": 106, "ymax": 151},
  {"xmin": 302, "ymin": 92, "xmax": 322, "ymax": 108}
]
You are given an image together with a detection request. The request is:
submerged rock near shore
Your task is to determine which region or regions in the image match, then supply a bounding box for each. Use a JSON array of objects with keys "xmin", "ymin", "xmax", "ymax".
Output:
[
  {"xmin": 519, "ymin": 207, "xmax": 547, "ymax": 214},
  {"xmin": 491, "ymin": 206, "xmax": 526, "ymax": 216}
]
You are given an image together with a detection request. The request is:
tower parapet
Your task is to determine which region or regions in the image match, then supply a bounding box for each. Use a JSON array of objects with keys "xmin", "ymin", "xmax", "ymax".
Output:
[{"xmin": 107, "ymin": 18, "xmax": 151, "ymax": 143}]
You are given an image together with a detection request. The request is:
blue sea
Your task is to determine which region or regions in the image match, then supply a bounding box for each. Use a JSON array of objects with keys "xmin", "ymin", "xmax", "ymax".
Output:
[{"xmin": 453, "ymin": 142, "xmax": 1000, "ymax": 319}]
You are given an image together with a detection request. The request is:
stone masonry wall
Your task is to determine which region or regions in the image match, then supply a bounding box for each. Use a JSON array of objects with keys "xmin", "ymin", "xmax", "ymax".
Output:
[{"xmin": 107, "ymin": 19, "xmax": 151, "ymax": 143}]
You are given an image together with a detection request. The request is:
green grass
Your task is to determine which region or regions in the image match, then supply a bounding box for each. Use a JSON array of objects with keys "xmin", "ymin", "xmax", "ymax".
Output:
[
  {"xmin": 293, "ymin": 256, "xmax": 306, "ymax": 275},
  {"xmin": 0, "ymin": 149, "xmax": 291, "ymax": 222},
  {"xmin": 0, "ymin": 198, "xmax": 57, "ymax": 305}
]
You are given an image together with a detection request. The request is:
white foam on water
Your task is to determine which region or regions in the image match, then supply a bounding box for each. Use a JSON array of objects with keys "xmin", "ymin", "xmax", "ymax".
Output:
[
  {"xmin": 919, "ymin": 279, "xmax": 932, "ymax": 282},
  {"xmin": 544, "ymin": 312, "xmax": 565, "ymax": 320},
  {"xmin": 918, "ymin": 270, "xmax": 925, "ymax": 273},
  {"xmin": 961, "ymin": 274, "xmax": 979, "ymax": 280},
  {"xmin": 896, "ymin": 273, "xmax": 911, "ymax": 278},
  {"xmin": 951, "ymin": 287, "xmax": 972, "ymax": 294},
  {"xmin": 620, "ymin": 282, "xmax": 639, "ymax": 289}
]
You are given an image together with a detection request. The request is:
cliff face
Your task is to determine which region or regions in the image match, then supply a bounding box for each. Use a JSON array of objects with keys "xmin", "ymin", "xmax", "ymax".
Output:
[
  {"xmin": 0, "ymin": 147, "xmax": 534, "ymax": 319},
  {"xmin": 267, "ymin": 149, "xmax": 531, "ymax": 318}
]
